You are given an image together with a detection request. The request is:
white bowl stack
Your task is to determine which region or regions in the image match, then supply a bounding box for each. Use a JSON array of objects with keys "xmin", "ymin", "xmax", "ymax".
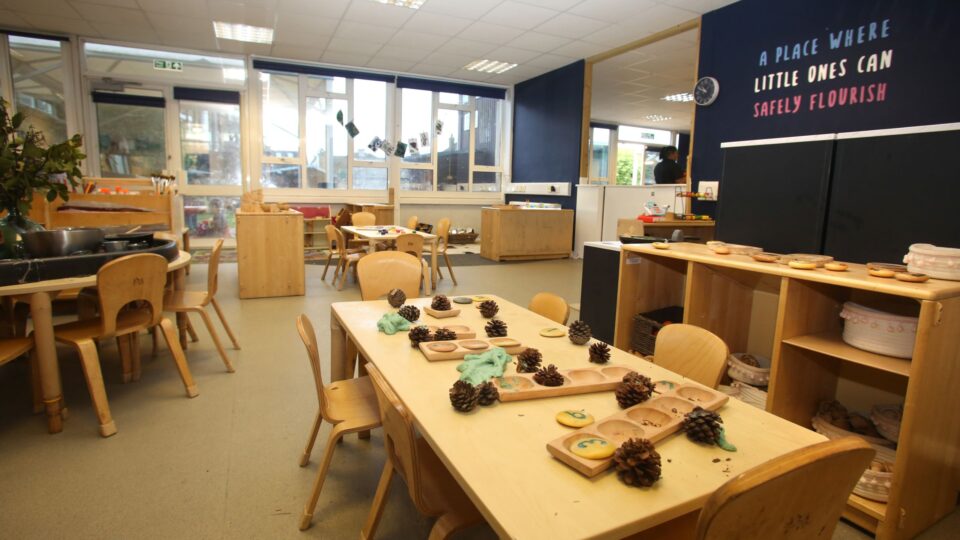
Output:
[
  {"xmin": 840, "ymin": 302, "xmax": 918, "ymax": 359},
  {"xmin": 730, "ymin": 381, "xmax": 767, "ymax": 409},
  {"xmin": 811, "ymin": 413, "xmax": 898, "ymax": 502},
  {"xmin": 727, "ymin": 353, "xmax": 771, "ymax": 386},
  {"xmin": 904, "ymin": 243, "xmax": 960, "ymax": 280}
]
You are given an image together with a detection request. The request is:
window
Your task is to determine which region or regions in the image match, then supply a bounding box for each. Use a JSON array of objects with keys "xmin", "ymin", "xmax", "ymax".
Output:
[
  {"xmin": 617, "ymin": 125, "xmax": 675, "ymax": 186},
  {"xmin": 94, "ymin": 91, "xmax": 166, "ymax": 178},
  {"xmin": 8, "ymin": 36, "xmax": 69, "ymax": 143},
  {"xmin": 179, "ymin": 100, "xmax": 242, "ymax": 186},
  {"xmin": 589, "ymin": 126, "xmax": 612, "ymax": 183}
]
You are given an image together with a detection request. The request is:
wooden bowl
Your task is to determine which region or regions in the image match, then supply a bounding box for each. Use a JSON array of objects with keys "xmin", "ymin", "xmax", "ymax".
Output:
[
  {"xmin": 752, "ymin": 252, "xmax": 780, "ymax": 263},
  {"xmin": 895, "ymin": 272, "xmax": 929, "ymax": 283},
  {"xmin": 824, "ymin": 262, "xmax": 848, "ymax": 272},
  {"xmin": 788, "ymin": 260, "xmax": 817, "ymax": 270}
]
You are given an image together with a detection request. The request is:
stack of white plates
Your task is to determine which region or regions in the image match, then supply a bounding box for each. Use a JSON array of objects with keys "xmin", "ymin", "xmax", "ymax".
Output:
[
  {"xmin": 730, "ymin": 381, "xmax": 767, "ymax": 409},
  {"xmin": 840, "ymin": 302, "xmax": 918, "ymax": 359},
  {"xmin": 718, "ymin": 384, "xmax": 740, "ymax": 398},
  {"xmin": 727, "ymin": 353, "xmax": 771, "ymax": 386},
  {"xmin": 904, "ymin": 243, "xmax": 960, "ymax": 280},
  {"xmin": 811, "ymin": 414, "xmax": 897, "ymax": 502}
]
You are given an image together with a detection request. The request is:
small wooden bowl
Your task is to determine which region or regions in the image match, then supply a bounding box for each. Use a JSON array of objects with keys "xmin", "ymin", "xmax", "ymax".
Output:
[
  {"xmin": 788, "ymin": 260, "xmax": 817, "ymax": 270},
  {"xmin": 713, "ymin": 246, "xmax": 731, "ymax": 255},
  {"xmin": 460, "ymin": 340, "xmax": 489, "ymax": 351},
  {"xmin": 824, "ymin": 262, "xmax": 848, "ymax": 272},
  {"xmin": 425, "ymin": 342, "xmax": 457, "ymax": 353},
  {"xmin": 652, "ymin": 242, "xmax": 670, "ymax": 250},
  {"xmin": 895, "ymin": 272, "xmax": 929, "ymax": 283},
  {"xmin": 752, "ymin": 253, "xmax": 780, "ymax": 263},
  {"xmin": 868, "ymin": 268, "xmax": 896, "ymax": 278}
]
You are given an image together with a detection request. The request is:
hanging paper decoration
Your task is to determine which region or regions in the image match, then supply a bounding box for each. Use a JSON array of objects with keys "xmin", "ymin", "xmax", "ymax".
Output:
[
  {"xmin": 345, "ymin": 121, "xmax": 359, "ymax": 138},
  {"xmin": 435, "ymin": 119, "xmax": 443, "ymax": 136},
  {"xmin": 420, "ymin": 131, "xmax": 429, "ymax": 147},
  {"xmin": 368, "ymin": 136, "xmax": 383, "ymax": 153},
  {"xmin": 407, "ymin": 138, "xmax": 419, "ymax": 153},
  {"xmin": 336, "ymin": 110, "xmax": 344, "ymax": 125},
  {"xmin": 382, "ymin": 140, "xmax": 396, "ymax": 155},
  {"xmin": 394, "ymin": 141, "xmax": 407, "ymax": 157}
]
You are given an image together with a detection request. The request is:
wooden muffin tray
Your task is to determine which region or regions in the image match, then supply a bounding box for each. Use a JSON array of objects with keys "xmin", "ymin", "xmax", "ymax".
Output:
[
  {"xmin": 418, "ymin": 337, "xmax": 525, "ymax": 361},
  {"xmin": 492, "ymin": 364, "xmax": 635, "ymax": 402},
  {"xmin": 424, "ymin": 307, "xmax": 461, "ymax": 319},
  {"xmin": 424, "ymin": 325, "xmax": 476, "ymax": 339},
  {"xmin": 546, "ymin": 383, "xmax": 729, "ymax": 477}
]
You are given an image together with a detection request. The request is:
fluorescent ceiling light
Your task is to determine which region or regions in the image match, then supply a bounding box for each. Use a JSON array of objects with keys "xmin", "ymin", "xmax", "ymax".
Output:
[
  {"xmin": 222, "ymin": 68, "xmax": 247, "ymax": 81},
  {"xmin": 661, "ymin": 92, "xmax": 694, "ymax": 102},
  {"xmin": 644, "ymin": 114, "xmax": 672, "ymax": 122},
  {"xmin": 464, "ymin": 59, "xmax": 518, "ymax": 75},
  {"xmin": 213, "ymin": 21, "xmax": 274, "ymax": 44},
  {"xmin": 372, "ymin": 0, "xmax": 425, "ymax": 8}
]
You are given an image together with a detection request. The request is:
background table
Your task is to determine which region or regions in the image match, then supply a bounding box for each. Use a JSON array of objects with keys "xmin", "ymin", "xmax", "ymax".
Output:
[
  {"xmin": 340, "ymin": 225, "xmax": 439, "ymax": 291},
  {"xmin": 330, "ymin": 295, "xmax": 826, "ymax": 538}
]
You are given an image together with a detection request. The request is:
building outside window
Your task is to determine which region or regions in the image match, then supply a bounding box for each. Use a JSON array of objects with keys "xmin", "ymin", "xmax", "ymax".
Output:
[{"xmin": 6, "ymin": 35, "xmax": 70, "ymax": 144}]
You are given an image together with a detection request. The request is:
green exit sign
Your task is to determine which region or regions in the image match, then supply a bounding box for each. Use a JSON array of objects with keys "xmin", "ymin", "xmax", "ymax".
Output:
[{"xmin": 153, "ymin": 59, "xmax": 183, "ymax": 71}]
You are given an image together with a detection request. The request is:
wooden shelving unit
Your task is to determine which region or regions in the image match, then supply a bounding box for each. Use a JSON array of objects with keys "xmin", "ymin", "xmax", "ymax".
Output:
[{"xmin": 614, "ymin": 243, "xmax": 960, "ymax": 540}]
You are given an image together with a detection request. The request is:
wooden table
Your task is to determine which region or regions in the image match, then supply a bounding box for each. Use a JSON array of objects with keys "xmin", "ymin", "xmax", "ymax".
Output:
[
  {"xmin": 330, "ymin": 295, "xmax": 826, "ymax": 538},
  {"xmin": 340, "ymin": 225, "xmax": 439, "ymax": 292},
  {"xmin": 0, "ymin": 251, "xmax": 192, "ymax": 434}
]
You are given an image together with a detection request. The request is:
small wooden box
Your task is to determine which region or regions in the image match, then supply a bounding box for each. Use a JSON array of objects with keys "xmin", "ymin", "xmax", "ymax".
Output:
[{"xmin": 237, "ymin": 210, "xmax": 305, "ymax": 299}]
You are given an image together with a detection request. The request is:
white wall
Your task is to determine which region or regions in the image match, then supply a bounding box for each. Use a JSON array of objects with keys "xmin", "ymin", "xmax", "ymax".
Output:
[{"xmin": 398, "ymin": 204, "xmax": 485, "ymax": 231}]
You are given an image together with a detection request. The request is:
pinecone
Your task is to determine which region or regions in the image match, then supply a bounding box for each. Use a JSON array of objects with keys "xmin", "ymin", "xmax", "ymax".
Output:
[
  {"xmin": 476, "ymin": 381, "xmax": 499, "ymax": 406},
  {"xmin": 589, "ymin": 342, "xmax": 611, "ymax": 364},
  {"xmin": 397, "ymin": 305, "xmax": 420, "ymax": 323},
  {"xmin": 516, "ymin": 348, "xmax": 543, "ymax": 373},
  {"xmin": 431, "ymin": 294, "xmax": 451, "ymax": 311},
  {"xmin": 434, "ymin": 328, "xmax": 457, "ymax": 341},
  {"xmin": 533, "ymin": 364, "xmax": 565, "ymax": 387},
  {"xmin": 568, "ymin": 320, "xmax": 592, "ymax": 345},
  {"xmin": 479, "ymin": 300, "xmax": 499, "ymax": 318},
  {"xmin": 408, "ymin": 325, "xmax": 433, "ymax": 348},
  {"xmin": 449, "ymin": 380, "xmax": 479, "ymax": 412},
  {"xmin": 682, "ymin": 407, "xmax": 724, "ymax": 445},
  {"xmin": 387, "ymin": 288, "xmax": 406, "ymax": 308},
  {"xmin": 485, "ymin": 319, "xmax": 508, "ymax": 337},
  {"xmin": 613, "ymin": 438, "xmax": 662, "ymax": 487},
  {"xmin": 615, "ymin": 372, "xmax": 655, "ymax": 408}
]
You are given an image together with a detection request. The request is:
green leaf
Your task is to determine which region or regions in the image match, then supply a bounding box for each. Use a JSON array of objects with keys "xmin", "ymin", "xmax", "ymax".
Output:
[
  {"xmin": 11, "ymin": 113, "xmax": 23, "ymax": 129},
  {"xmin": 45, "ymin": 189, "xmax": 57, "ymax": 202}
]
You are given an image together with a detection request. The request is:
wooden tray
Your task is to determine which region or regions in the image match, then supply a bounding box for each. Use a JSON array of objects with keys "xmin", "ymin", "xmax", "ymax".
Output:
[
  {"xmin": 425, "ymin": 325, "xmax": 475, "ymax": 339},
  {"xmin": 492, "ymin": 364, "xmax": 634, "ymax": 402},
  {"xmin": 424, "ymin": 307, "xmax": 461, "ymax": 319},
  {"xmin": 418, "ymin": 337, "xmax": 524, "ymax": 361},
  {"xmin": 546, "ymin": 383, "xmax": 729, "ymax": 477}
]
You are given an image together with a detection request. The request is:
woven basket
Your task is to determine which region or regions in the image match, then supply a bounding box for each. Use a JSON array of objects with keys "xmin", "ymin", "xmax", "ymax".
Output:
[
  {"xmin": 630, "ymin": 306, "xmax": 684, "ymax": 356},
  {"xmin": 447, "ymin": 232, "xmax": 478, "ymax": 244}
]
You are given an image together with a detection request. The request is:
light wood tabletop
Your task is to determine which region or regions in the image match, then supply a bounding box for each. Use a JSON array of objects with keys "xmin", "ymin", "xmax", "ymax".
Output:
[
  {"xmin": 330, "ymin": 295, "xmax": 826, "ymax": 539},
  {"xmin": 341, "ymin": 225, "xmax": 440, "ymax": 291}
]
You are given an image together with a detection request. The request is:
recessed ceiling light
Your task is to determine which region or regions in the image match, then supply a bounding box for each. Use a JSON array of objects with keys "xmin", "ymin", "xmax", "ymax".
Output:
[
  {"xmin": 373, "ymin": 0, "xmax": 425, "ymax": 8},
  {"xmin": 222, "ymin": 68, "xmax": 247, "ymax": 81},
  {"xmin": 213, "ymin": 21, "xmax": 274, "ymax": 44},
  {"xmin": 644, "ymin": 114, "xmax": 672, "ymax": 122},
  {"xmin": 661, "ymin": 93, "xmax": 694, "ymax": 102},
  {"xmin": 464, "ymin": 59, "xmax": 518, "ymax": 74}
]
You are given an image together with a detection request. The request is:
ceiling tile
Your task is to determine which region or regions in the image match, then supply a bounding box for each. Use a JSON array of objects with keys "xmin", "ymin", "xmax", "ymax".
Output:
[
  {"xmin": 74, "ymin": 0, "xmax": 140, "ymax": 7},
  {"xmin": 568, "ymin": 0, "xmax": 658, "ymax": 23},
  {"xmin": 481, "ymin": 1, "xmax": 558, "ymax": 30},
  {"xmin": 147, "ymin": 14, "xmax": 211, "ymax": 35},
  {"xmin": 525, "ymin": 53, "xmax": 578, "ymax": 70},
  {"xmin": 72, "ymin": 2, "xmax": 150, "ymax": 25},
  {"xmin": 2, "ymin": 0, "xmax": 81, "ymax": 17},
  {"xmin": 387, "ymin": 29, "xmax": 449, "ymax": 53},
  {"xmin": 409, "ymin": 63, "xmax": 457, "ymax": 78},
  {"xmin": 505, "ymin": 31, "xmax": 570, "ymax": 53},
  {"xmin": 159, "ymin": 32, "xmax": 219, "ymax": 51},
  {"xmin": 272, "ymin": 35, "xmax": 331, "ymax": 52},
  {"xmin": 320, "ymin": 50, "xmax": 374, "ymax": 67},
  {"xmin": 269, "ymin": 43, "xmax": 323, "ymax": 61},
  {"xmin": 581, "ymin": 23, "xmax": 647, "ymax": 48},
  {"xmin": 215, "ymin": 40, "xmax": 273, "ymax": 55},
  {"xmin": 275, "ymin": 15, "xmax": 341, "ymax": 45},
  {"xmin": 418, "ymin": 0, "xmax": 502, "ymax": 19},
  {"xmin": 342, "ymin": 1, "xmax": 415, "ymax": 28},
  {"xmin": 401, "ymin": 11, "xmax": 473, "ymax": 37},
  {"xmin": 457, "ymin": 22, "xmax": 525, "ymax": 44},
  {"xmin": 207, "ymin": 0, "xmax": 277, "ymax": 27},
  {"xmin": 90, "ymin": 21, "xmax": 160, "ymax": 44},
  {"xmin": 484, "ymin": 46, "xmax": 541, "ymax": 64},
  {"xmin": 276, "ymin": 0, "xmax": 350, "ymax": 18},
  {"xmin": 534, "ymin": 13, "xmax": 609, "ymax": 39},
  {"xmin": 437, "ymin": 39, "xmax": 497, "ymax": 58},
  {"xmin": 334, "ymin": 21, "xmax": 397, "ymax": 44},
  {"xmin": 0, "ymin": 9, "xmax": 32, "ymax": 28},
  {"xmin": 659, "ymin": 0, "xmax": 737, "ymax": 15},
  {"xmin": 20, "ymin": 13, "xmax": 97, "ymax": 34},
  {"xmin": 515, "ymin": 0, "xmax": 580, "ymax": 9},
  {"xmin": 630, "ymin": 3, "xmax": 698, "ymax": 34},
  {"xmin": 326, "ymin": 36, "xmax": 384, "ymax": 56},
  {"xmin": 365, "ymin": 55, "xmax": 416, "ymax": 72},
  {"xmin": 552, "ymin": 40, "xmax": 607, "ymax": 58},
  {"xmin": 136, "ymin": 0, "xmax": 209, "ymax": 17},
  {"xmin": 421, "ymin": 51, "xmax": 475, "ymax": 69}
]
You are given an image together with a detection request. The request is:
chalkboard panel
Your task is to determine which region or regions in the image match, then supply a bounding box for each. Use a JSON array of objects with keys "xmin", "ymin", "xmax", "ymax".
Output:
[
  {"xmin": 716, "ymin": 141, "xmax": 834, "ymax": 253},
  {"xmin": 580, "ymin": 245, "xmax": 620, "ymax": 345},
  {"xmin": 824, "ymin": 130, "xmax": 960, "ymax": 264}
]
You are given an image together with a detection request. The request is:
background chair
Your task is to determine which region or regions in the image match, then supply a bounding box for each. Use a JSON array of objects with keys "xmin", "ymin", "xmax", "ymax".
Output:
[
  {"xmin": 361, "ymin": 364, "xmax": 483, "ymax": 539},
  {"xmin": 332, "ymin": 227, "xmax": 365, "ymax": 290},
  {"xmin": 0, "ymin": 336, "xmax": 39, "ymax": 413},
  {"xmin": 405, "ymin": 215, "xmax": 418, "ymax": 229},
  {"xmin": 696, "ymin": 437, "xmax": 874, "ymax": 540},
  {"xmin": 321, "ymin": 224, "xmax": 364, "ymax": 282},
  {"xmin": 652, "ymin": 324, "xmax": 728, "ymax": 388},
  {"xmin": 529, "ymin": 292, "xmax": 569, "ymax": 325},
  {"xmin": 357, "ymin": 251, "xmax": 422, "ymax": 301},
  {"xmin": 349, "ymin": 211, "xmax": 377, "ymax": 249},
  {"xmin": 435, "ymin": 218, "xmax": 457, "ymax": 286},
  {"xmin": 296, "ymin": 314, "xmax": 380, "ymax": 531}
]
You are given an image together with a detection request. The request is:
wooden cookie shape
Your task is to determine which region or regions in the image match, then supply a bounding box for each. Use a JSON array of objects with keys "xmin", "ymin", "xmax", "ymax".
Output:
[
  {"xmin": 752, "ymin": 252, "xmax": 780, "ymax": 263},
  {"xmin": 425, "ymin": 325, "xmax": 476, "ymax": 339},
  {"xmin": 424, "ymin": 306, "xmax": 461, "ymax": 319},
  {"xmin": 453, "ymin": 296, "xmax": 473, "ymax": 304},
  {"xmin": 867, "ymin": 262, "xmax": 906, "ymax": 278},
  {"xmin": 556, "ymin": 410, "xmax": 595, "ymax": 428},
  {"xmin": 895, "ymin": 271, "xmax": 929, "ymax": 283},
  {"xmin": 569, "ymin": 436, "xmax": 614, "ymax": 459},
  {"xmin": 824, "ymin": 262, "xmax": 848, "ymax": 272},
  {"xmin": 788, "ymin": 260, "xmax": 817, "ymax": 270},
  {"xmin": 546, "ymin": 383, "xmax": 729, "ymax": 477},
  {"xmin": 540, "ymin": 327, "xmax": 567, "ymax": 338},
  {"xmin": 418, "ymin": 337, "xmax": 525, "ymax": 361},
  {"xmin": 652, "ymin": 242, "xmax": 670, "ymax": 250},
  {"xmin": 493, "ymin": 364, "xmax": 634, "ymax": 402}
]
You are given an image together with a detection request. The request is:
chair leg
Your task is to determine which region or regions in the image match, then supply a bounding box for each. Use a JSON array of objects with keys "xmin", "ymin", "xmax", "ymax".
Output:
[
  {"xmin": 338, "ymin": 261, "xmax": 351, "ymax": 290},
  {"xmin": 186, "ymin": 317, "xmax": 200, "ymax": 343},
  {"xmin": 443, "ymin": 253, "xmax": 457, "ymax": 286},
  {"xmin": 197, "ymin": 308, "xmax": 235, "ymax": 373},
  {"xmin": 299, "ymin": 424, "xmax": 346, "ymax": 531},
  {"xmin": 321, "ymin": 253, "xmax": 334, "ymax": 280},
  {"xmin": 117, "ymin": 335, "xmax": 133, "ymax": 383},
  {"xmin": 30, "ymin": 348, "xmax": 43, "ymax": 414},
  {"xmin": 300, "ymin": 410, "xmax": 323, "ymax": 467},
  {"xmin": 360, "ymin": 461, "xmax": 396, "ymax": 540},
  {"xmin": 210, "ymin": 298, "xmax": 240, "ymax": 349},
  {"xmin": 130, "ymin": 332, "xmax": 141, "ymax": 382},
  {"xmin": 428, "ymin": 510, "xmax": 482, "ymax": 540},
  {"xmin": 158, "ymin": 318, "xmax": 199, "ymax": 398},
  {"xmin": 151, "ymin": 326, "xmax": 159, "ymax": 357},
  {"xmin": 75, "ymin": 340, "xmax": 116, "ymax": 437}
]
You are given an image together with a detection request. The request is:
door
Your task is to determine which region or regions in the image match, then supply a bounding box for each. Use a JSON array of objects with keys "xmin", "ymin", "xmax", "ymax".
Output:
[{"xmin": 92, "ymin": 89, "xmax": 167, "ymax": 178}]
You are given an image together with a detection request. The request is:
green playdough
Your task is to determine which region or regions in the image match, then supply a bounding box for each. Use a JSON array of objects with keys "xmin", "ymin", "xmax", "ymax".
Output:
[
  {"xmin": 717, "ymin": 427, "xmax": 737, "ymax": 452},
  {"xmin": 377, "ymin": 312, "xmax": 411, "ymax": 335},
  {"xmin": 456, "ymin": 348, "xmax": 513, "ymax": 385}
]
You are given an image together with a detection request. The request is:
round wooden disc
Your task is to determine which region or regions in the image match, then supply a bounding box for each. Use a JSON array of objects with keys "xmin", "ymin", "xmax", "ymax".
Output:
[
  {"xmin": 540, "ymin": 327, "xmax": 566, "ymax": 338},
  {"xmin": 425, "ymin": 342, "xmax": 457, "ymax": 353},
  {"xmin": 652, "ymin": 242, "xmax": 670, "ymax": 250},
  {"xmin": 868, "ymin": 268, "xmax": 895, "ymax": 278},
  {"xmin": 824, "ymin": 262, "xmax": 848, "ymax": 272},
  {"xmin": 453, "ymin": 296, "xmax": 472, "ymax": 304},
  {"xmin": 556, "ymin": 410, "xmax": 595, "ymax": 428},
  {"xmin": 471, "ymin": 295, "xmax": 493, "ymax": 302},
  {"xmin": 489, "ymin": 337, "xmax": 520, "ymax": 348},
  {"xmin": 895, "ymin": 272, "xmax": 929, "ymax": 283},
  {"xmin": 460, "ymin": 340, "xmax": 489, "ymax": 350},
  {"xmin": 569, "ymin": 436, "xmax": 614, "ymax": 460},
  {"xmin": 788, "ymin": 260, "xmax": 816, "ymax": 270}
]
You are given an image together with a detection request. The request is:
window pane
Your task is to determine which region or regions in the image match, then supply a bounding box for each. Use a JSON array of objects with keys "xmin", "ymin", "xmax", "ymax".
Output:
[
  {"xmin": 261, "ymin": 163, "xmax": 300, "ymax": 188},
  {"xmin": 179, "ymin": 101, "xmax": 242, "ymax": 186},
  {"xmin": 590, "ymin": 127, "xmax": 611, "ymax": 179},
  {"xmin": 261, "ymin": 73, "xmax": 299, "ymax": 158},
  {"xmin": 10, "ymin": 36, "xmax": 67, "ymax": 143},
  {"xmin": 472, "ymin": 171, "xmax": 500, "ymax": 192},
  {"xmin": 400, "ymin": 169, "xmax": 433, "ymax": 191},
  {"xmin": 353, "ymin": 79, "xmax": 386, "ymax": 162},
  {"xmin": 306, "ymin": 75, "xmax": 346, "ymax": 94},
  {"xmin": 353, "ymin": 167, "xmax": 387, "ymax": 190},
  {"xmin": 439, "ymin": 92, "xmax": 468, "ymax": 105},
  {"xmin": 401, "ymin": 89, "xmax": 432, "ymax": 164},
  {"xmin": 84, "ymin": 42, "xmax": 245, "ymax": 87},
  {"xmin": 305, "ymin": 97, "xmax": 348, "ymax": 189},
  {"xmin": 616, "ymin": 143, "xmax": 644, "ymax": 186},
  {"xmin": 183, "ymin": 195, "xmax": 240, "ymax": 238},
  {"xmin": 437, "ymin": 109, "xmax": 469, "ymax": 192},
  {"xmin": 474, "ymin": 97, "xmax": 500, "ymax": 167},
  {"xmin": 96, "ymin": 101, "xmax": 166, "ymax": 178}
]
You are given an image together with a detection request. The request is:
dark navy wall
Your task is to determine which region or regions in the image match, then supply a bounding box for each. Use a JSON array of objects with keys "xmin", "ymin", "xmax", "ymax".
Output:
[
  {"xmin": 693, "ymin": 0, "xmax": 960, "ymax": 183},
  {"xmin": 508, "ymin": 60, "xmax": 585, "ymax": 210}
]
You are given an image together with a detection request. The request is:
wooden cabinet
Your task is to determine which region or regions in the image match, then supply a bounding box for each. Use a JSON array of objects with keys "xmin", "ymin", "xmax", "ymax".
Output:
[
  {"xmin": 480, "ymin": 207, "xmax": 574, "ymax": 261},
  {"xmin": 614, "ymin": 243, "xmax": 960, "ymax": 540},
  {"xmin": 236, "ymin": 211, "xmax": 304, "ymax": 299},
  {"xmin": 345, "ymin": 203, "xmax": 394, "ymax": 225}
]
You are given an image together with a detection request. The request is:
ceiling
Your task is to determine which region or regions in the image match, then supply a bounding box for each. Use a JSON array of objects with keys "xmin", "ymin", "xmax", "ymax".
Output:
[{"xmin": 1, "ymin": 0, "xmax": 731, "ymax": 86}]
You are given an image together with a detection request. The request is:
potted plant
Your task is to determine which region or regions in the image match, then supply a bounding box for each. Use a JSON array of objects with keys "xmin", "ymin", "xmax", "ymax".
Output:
[{"xmin": 0, "ymin": 97, "xmax": 86, "ymax": 257}]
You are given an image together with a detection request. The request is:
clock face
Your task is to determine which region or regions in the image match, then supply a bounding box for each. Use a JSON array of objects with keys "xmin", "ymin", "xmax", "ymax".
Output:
[{"xmin": 694, "ymin": 76, "xmax": 719, "ymax": 106}]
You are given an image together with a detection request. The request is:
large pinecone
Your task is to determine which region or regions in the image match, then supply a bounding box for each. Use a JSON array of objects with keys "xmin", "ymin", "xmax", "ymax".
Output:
[
  {"xmin": 485, "ymin": 319, "xmax": 508, "ymax": 337},
  {"xmin": 516, "ymin": 348, "xmax": 543, "ymax": 373},
  {"xmin": 533, "ymin": 364, "xmax": 564, "ymax": 387},
  {"xmin": 682, "ymin": 407, "xmax": 724, "ymax": 445},
  {"xmin": 589, "ymin": 342, "xmax": 611, "ymax": 364},
  {"xmin": 479, "ymin": 300, "xmax": 499, "ymax": 318},
  {"xmin": 615, "ymin": 372, "xmax": 655, "ymax": 408},
  {"xmin": 431, "ymin": 294, "xmax": 451, "ymax": 311},
  {"xmin": 449, "ymin": 380, "xmax": 479, "ymax": 412},
  {"xmin": 613, "ymin": 438, "xmax": 662, "ymax": 487},
  {"xmin": 387, "ymin": 288, "xmax": 406, "ymax": 308},
  {"xmin": 568, "ymin": 320, "xmax": 592, "ymax": 345},
  {"xmin": 397, "ymin": 305, "xmax": 420, "ymax": 323},
  {"xmin": 408, "ymin": 325, "xmax": 433, "ymax": 348},
  {"xmin": 434, "ymin": 328, "xmax": 457, "ymax": 341},
  {"xmin": 476, "ymin": 381, "xmax": 499, "ymax": 406}
]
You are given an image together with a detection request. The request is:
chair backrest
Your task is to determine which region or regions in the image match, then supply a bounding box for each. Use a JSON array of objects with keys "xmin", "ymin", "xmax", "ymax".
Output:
[
  {"xmin": 406, "ymin": 215, "xmax": 419, "ymax": 229},
  {"xmin": 296, "ymin": 314, "xmax": 331, "ymax": 418},
  {"xmin": 206, "ymin": 238, "xmax": 224, "ymax": 300},
  {"xmin": 352, "ymin": 211, "xmax": 376, "ymax": 227},
  {"xmin": 653, "ymin": 324, "xmax": 729, "ymax": 388},
  {"xmin": 395, "ymin": 233, "xmax": 424, "ymax": 258},
  {"xmin": 357, "ymin": 251, "xmax": 421, "ymax": 301},
  {"xmin": 529, "ymin": 292, "xmax": 569, "ymax": 325},
  {"xmin": 332, "ymin": 226, "xmax": 348, "ymax": 257},
  {"xmin": 96, "ymin": 253, "xmax": 167, "ymax": 337},
  {"xmin": 436, "ymin": 218, "xmax": 451, "ymax": 250},
  {"xmin": 324, "ymin": 223, "xmax": 339, "ymax": 250},
  {"xmin": 696, "ymin": 437, "xmax": 874, "ymax": 540}
]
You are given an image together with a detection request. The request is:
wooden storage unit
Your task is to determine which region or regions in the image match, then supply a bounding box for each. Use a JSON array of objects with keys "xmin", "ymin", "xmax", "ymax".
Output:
[
  {"xmin": 480, "ymin": 207, "xmax": 574, "ymax": 261},
  {"xmin": 236, "ymin": 210, "xmax": 304, "ymax": 299},
  {"xmin": 614, "ymin": 243, "xmax": 960, "ymax": 540},
  {"xmin": 345, "ymin": 202, "xmax": 394, "ymax": 225},
  {"xmin": 617, "ymin": 217, "xmax": 716, "ymax": 242}
]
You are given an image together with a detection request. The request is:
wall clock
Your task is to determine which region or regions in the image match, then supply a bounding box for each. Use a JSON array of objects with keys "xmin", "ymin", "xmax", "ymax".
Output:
[{"xmin": 694, "ymin": 76, "xmax": 719, "ymax": 106}]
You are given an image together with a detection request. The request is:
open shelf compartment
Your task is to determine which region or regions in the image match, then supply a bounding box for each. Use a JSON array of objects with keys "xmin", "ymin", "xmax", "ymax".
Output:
[{"xmin": 614, "ymin": 251, "xmax": 687, "ymax": 351}]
